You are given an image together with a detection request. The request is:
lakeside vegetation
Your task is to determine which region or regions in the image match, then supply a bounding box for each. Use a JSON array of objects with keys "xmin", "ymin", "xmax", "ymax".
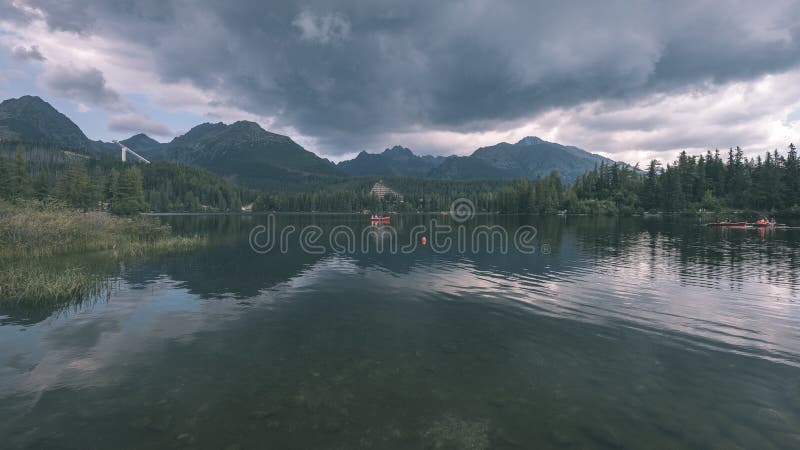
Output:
[
  {"xmin": 573, "ymin": 144, "xmax": 800, "ymax": 216},
  {"xmin": 250, "ymin": 144, "xmax": 800, "ymax": 217},
  {"xmin": 5, "ymin": 139, "xmax": 800, "ymax": 219},
  {"xmin": 0, "ymin": 142, "xmax": 256, "ymax": 213},
  {"xmin": 0, "ymin": 200, "xmax": 204, "ymax": 304}
]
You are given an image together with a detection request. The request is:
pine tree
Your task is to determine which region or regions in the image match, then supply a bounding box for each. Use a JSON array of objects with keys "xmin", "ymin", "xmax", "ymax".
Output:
[
  {"xmin": 9, "ymin": 149, "xmax": 29, "ymax": 199},
  {"xmin": 230, "ymin": 192, "xmax": 242, "ymax": 211},
  {"xmin": 104, "ymin": 169, "xmax": 120, "ymax": 207},
  {"xmin": 214, "ymin": 188, "xmax": 227, "ymax": 211},
  {"xmin": 701, "ymin": 190, "xmax": 722, "ymax": 211},
  {"xmin": 111, "ymin": 166, "xmax": 147, "ymax": 215},
  {"xmin": 784, "ymin": 143, "xmax": 799, "ymax": 208},
  {"xmin": 725, "ymin": 147, "xmax": 736, "ymax": 193},
  {"xmin": 148, "ymin": 190, "xmax": 163, "ymax": 211},
  {"xmin": 641, "ymin": 160, "xmax": 660, "ymax": 211},
  {"xmin": 0, "ymin": 157, "xmax": 9, "ymax": 200},
  {"xmin": 662, "ymin": 165, "xmax": 685, "ymax": 211},
  {"xmin": 184, "ymin": 192, "xmax": 196, "ymax": 211},
  {"xmin": 758, "ymin": 151, "xmax": 782, "ymax": 210},
  {"xmin": 54, "ymin": 162, "xmax": 94, "ymax": 209},
  {"xmin": 711, "ymin": 149, "xmax": 725, "ymax": 196},
  {"xmin": 728, "ymin": 146, "xmax": 748, "ymax": 207},
  {"xmin": 33, "ymin": 171, "xmax": 50, "ymax": 200}
]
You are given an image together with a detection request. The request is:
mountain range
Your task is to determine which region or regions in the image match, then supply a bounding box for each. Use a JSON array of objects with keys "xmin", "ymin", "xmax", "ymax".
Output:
[
  {"xmin": 337, "ymin": 137, "xmax": 615, "ymax": 181},
  {"xmin": 0, "ymin": 95, "xmax": 620, "ymax": 190},
  {"xmin": 128, "ymin": 121, "xmax": 341, "ymax": 190},
  {"xmin": 430, "ymin": 136, "xmax": 616, "ymax": 181},
  {"xmin": 337, "ymin": 146, "xmax": 446, "ymax": 177}
]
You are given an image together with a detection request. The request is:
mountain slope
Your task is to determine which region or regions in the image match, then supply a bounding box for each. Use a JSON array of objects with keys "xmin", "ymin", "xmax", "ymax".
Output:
[
  {"xmin": 122, "ymin": 133, "xmax": 163, "ymax": 154},
  {"xmin": 337, "ymin": 146, "xmax": 445, "ymax": 177},
  {"xmin": 428, "ymin": 136, "xmax": 614, "ymax": 181},
  {"xmin": 0, "ymin": 96, "xmax": 94, "ymax": 151},
  {"xmin": 0, "ymin": 95, "xmax": 625, "ymax": 191},
  {"xmin": 161, "ymin": 121, "xmax": 342, "ymax": 190},
  {"xmin": 427, "ymin": 155, "xmax": 511, "ymax": 179},
  {"xmin": 0, "ymin": 96, "xmax": 343, "ymax": 190}
]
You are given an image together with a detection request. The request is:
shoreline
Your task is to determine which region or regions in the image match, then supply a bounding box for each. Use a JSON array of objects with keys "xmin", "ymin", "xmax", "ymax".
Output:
[
  {"xmin": 0, "ymin": 202, "xmax": 205, "ymax": 304},
  {"xmin": 142, "ymin": 210, "xmax": 800, "ymax": 218}
]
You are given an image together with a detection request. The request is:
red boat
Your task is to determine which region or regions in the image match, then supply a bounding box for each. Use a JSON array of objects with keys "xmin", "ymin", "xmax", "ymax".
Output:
[
  {"xmin": 370, "ymin": 215, "xmax": 390, "ymax": 223},
  {"xmin": 705, "ymin": 221, "xmax": 747, "ymax": 227},
  {"xmin": 749, "ymin": 218, "xmax": 777, "ymax": 227}
]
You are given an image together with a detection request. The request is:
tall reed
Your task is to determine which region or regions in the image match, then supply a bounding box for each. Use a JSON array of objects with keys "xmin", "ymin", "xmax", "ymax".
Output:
[{"xmin": 0, "ymin": 200, "xmax": 205, "ymax": 304}]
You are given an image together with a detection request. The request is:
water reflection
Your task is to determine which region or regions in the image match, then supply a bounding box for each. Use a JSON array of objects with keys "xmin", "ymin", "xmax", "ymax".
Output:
[{"xmin": 1, "ymin": 215, "xmax": 799, "ymax": 449}]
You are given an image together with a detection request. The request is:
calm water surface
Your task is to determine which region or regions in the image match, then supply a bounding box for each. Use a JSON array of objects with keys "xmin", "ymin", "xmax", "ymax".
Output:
[{"xmin": 1, "ymin": 215, "xmax": 799, "ymax": 449}]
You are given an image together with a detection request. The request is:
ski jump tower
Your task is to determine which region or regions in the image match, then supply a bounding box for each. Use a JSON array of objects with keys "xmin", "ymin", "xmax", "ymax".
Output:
[{"xmin": 113, "ymin": 140, "xmax": 151, "ymax": 164}]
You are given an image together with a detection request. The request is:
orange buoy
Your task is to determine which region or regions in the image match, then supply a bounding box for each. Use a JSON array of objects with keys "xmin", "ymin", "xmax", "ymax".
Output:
[{"xmin": 421, "ymin": 236, "xmax": 427, "ymax": 245}]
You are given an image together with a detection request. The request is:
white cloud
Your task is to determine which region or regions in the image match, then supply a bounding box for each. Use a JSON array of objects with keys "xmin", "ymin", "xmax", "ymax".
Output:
[
  {"xmin": 532, "ymin": 72, "xmax": 800, "ymax": 166},
  {"xmin": 108, "ymin": 112, "xmax": 173, "ymax": 138}
]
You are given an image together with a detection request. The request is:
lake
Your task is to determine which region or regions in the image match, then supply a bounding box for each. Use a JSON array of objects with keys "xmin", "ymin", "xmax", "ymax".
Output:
[{"xmin": 1, "ymin": 214, "xmax": 799, "ymax": 449}]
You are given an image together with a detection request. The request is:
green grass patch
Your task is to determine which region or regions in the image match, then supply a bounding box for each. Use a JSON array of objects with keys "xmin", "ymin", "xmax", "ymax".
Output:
[{"xmin": 0, "ymin": 200, "xmax": 205, "ymax": 305}]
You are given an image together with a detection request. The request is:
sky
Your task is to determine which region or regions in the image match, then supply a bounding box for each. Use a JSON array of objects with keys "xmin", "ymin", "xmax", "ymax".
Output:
[{"xmin": 1, "ymin": 0, "xmax": 800, "ymax": 165}]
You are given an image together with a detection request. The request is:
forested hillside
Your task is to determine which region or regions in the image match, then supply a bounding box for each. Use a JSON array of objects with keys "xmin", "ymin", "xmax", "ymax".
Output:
[
  {"xmin": 0, "ymin": 142, "xmax": 256, "ymax": 213},
  {"xmin": 253, "ymin": 178, "xmax": 518, "ymax": 212},
  {"xmin": 3, "ymin": 125, "xmax": 798, "ymax": 217},
  {"xmin": 252, "ymin": 144, "xmax": 800, "ymax": 216},
  {"xmin": 573, "ymin": 145, "xmax": 800, "ymax": 214}
]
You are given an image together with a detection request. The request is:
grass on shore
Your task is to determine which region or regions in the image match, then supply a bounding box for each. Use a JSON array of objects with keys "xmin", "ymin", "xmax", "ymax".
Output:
[
  {"xmin": 0, "ymin": 200, "xmax": 205, "ymax": 305},
  {"xmin": 1, "ymin": 263, "xmax": 109, "ymax": 305}
]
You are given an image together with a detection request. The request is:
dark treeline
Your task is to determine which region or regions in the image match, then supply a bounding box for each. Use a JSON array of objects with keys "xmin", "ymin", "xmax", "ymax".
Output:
[
  {"xmin": 0, "ymin": 142, "xmax": 255, "ymax": 214},
  {"xmin": 574, "ymin": 144, "xmax": 800, "ymax": 214},
  {"xmin": 253, "ymin": 144, "xmax": 800, "ymax": 215},
  {"xmin": 141, "ymin": 162, "xmax": 253, "ymax": 212},
  {"xmin": 4, "ymin": 141, "xmax": 799, "ymax": 216},
  {"xmin": 253, "ymin": 178, "xmax": 519, "ymax": 212},
  {"xmin": 251, "ymin": 173, "xmax": 571, "ymax": 214}
]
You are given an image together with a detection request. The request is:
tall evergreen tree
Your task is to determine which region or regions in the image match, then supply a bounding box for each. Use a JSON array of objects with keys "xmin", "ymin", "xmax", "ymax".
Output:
[
  {"xmin": 0, "ymin": 157, "xmax": 9, "ymax": 199},
  {"xmin": 54, "ymin": 162, "xmax": 95, "ymax": 209},
  {"xmin": 729, "ymin": 146, "xmax": 749, "ymax": 207},
  {"xmin": 111, "ymin": 166, "xmax": 147, "ymax": 215},
  {"xmin": 32, "ymin": 171, "xmax": 50, "ymax": 200},
  {"xmin": 8, "ymin": 149, "xmax": 29, "ymax": 199},
  {"xmin": 641, "ymin": 160, "xmax": 660, "ymax": 211},
  {"xmin": 784, "ymin": 143, "xmax": 799, "ymax": 208}
]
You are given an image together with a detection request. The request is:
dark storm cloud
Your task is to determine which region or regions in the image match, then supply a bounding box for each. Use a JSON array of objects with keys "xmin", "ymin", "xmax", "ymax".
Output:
[
  {"xmin": 11, "ymin": 44, "xmax": 45, "ymax": 61},
  {"xmin": 15, "ymin": 0, "xmax": 800, "ymax": 153},
  {"xmin": 0, "ymin": 1, "xmax": 34, "ymax": 25},
  {"xmin": 41, "ymin": 65, "xmax": 126, "ymax": 110}
]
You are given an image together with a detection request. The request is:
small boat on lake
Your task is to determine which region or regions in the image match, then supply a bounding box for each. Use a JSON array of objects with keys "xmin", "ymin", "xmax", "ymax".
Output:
[
  {"xmin": 705, "ymin": 221, "xmax": 747, "ymax": 227},
  {"xmin": 749, "ymin": 218, "xmax": 779, "ymax": 227},
  {"xmin": 706, "ymin": 218, "xmax": 790, "ymax": 229}
]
